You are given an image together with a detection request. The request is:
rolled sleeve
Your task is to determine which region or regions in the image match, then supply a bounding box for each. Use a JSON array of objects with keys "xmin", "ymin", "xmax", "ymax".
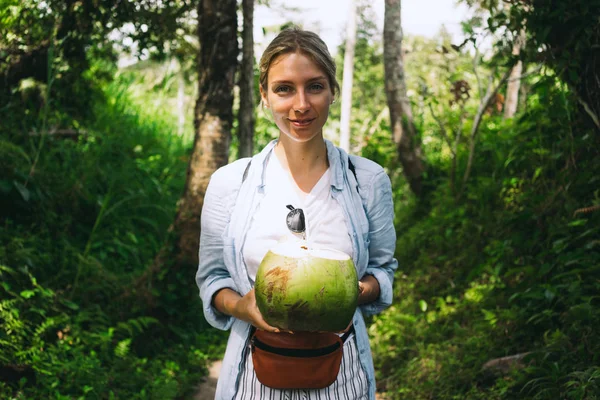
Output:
[
  {"xmin": 359, "ymin": 170, "xmax": 398, "ymax": 316},
  {"xmin": 196, "ymin": 173, "xmax": 238, "ymax": 330},
  {"xmin": 199, "ymin": 274, "xmax": 236, "ymax": 331}
]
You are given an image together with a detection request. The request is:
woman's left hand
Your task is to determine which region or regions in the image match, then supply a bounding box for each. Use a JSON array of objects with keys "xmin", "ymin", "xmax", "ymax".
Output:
[
  {"xmin": 336, "ymin": 277, "xmax": 380, "ymax": 334},
  {"xmin": 357, "ymin": 274, "xmax": 380, "ymax": 305}
]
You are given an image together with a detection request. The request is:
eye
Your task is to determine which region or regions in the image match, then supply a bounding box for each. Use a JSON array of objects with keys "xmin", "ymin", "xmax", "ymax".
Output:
[
  {"xmin": 308, "ymin": 83, "xmax": 325, "ymax": 92},
  {"xmin": 274, "ymin": 85, "xmax": 292, "ymax": 94}
]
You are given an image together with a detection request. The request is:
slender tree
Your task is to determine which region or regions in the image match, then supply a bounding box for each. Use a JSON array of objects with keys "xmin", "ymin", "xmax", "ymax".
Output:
[
  {"xmin": 176, "ymin": 58, "xmax": 186, "ymax": 136},
  {"xmin": 238, "ymin": 0, "xmax": 256, "ymax": 158},
  {"xmin": 504, "ymin": 30, "xmax": 526, "ymax": 119},
  {"xmin": 383, "ymin": 0, "xmax": 424, "ymax": 196},
  {"xmin": 339, "ymin": 0, "xmax": 357, "ymax": 153},
  {"xmin": 173, "ymin": 0, "xmax": 238, "ymax": 266}
]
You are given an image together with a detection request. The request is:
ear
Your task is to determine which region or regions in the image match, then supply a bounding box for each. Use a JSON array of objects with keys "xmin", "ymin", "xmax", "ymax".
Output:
[{"xmin": 259, "ymin": 85, "xmax": 269, "ymax": 107}]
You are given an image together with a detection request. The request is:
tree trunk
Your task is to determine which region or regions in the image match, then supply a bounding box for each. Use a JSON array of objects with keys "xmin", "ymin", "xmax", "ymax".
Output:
[
  {"xmin": 383, "ymin": 0, "xmax": 424, "ymax": 196},
  {"xmin": 176, "ymin": 59, "xmax": 186, "ymax": 136},
  {"xmin": 339, "ymin": 0, "xmax": 357, "ymax": 153},
  {"xmin": 504, "ymin": 30, "xmax": 525, "ymax": 119},
  {"xmin": 237, "ymin": 0, "xmax": 255, "ymax": 158},
  {"xmin": 173, "ymin": 0, "xmax": 238, "ymax": 266}
]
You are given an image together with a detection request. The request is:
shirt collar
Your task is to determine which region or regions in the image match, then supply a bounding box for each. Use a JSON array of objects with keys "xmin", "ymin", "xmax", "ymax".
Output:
[
  {"xmin": 247, "ymin": 139, "xmax": 277, "ymax": 189},
  {"xmin": 253, "ymin": 138, "xmax": 348, "ymax": 191}
]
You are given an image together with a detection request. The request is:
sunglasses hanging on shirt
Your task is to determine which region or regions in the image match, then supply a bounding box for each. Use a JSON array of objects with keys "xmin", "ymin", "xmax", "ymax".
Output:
[{"xmin": 285, "ymin": 205, "xmax": 306, "ymax": 239}]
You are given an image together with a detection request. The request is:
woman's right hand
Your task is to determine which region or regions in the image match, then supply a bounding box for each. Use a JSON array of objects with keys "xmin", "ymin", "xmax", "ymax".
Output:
[{"xmin": 233, "ymin": 289, "xmax": 280, "ymax": 333}]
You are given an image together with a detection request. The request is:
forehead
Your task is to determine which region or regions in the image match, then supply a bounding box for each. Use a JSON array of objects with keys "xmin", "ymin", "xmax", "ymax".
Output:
[{"xmin": 267, "ymin": 51, "xmax": 327, "ymax": 82}]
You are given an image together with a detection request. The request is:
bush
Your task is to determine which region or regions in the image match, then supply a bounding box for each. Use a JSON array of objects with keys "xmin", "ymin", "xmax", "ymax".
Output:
[
  {"xmin": 0, "ymin": 77, "xmax": 224, "ymax": 399},
  {"xmin": 371, "ymin": 75, "xmax": 600, "ymax": 399}
]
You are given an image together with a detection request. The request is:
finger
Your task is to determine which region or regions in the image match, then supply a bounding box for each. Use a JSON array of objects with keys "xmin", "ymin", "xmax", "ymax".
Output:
[
  {"xmin": 255, "ymin": 321, "xmax": 280, "ymax": 333},
  {"xmin": 252, "ymin": 312, "xmax": 280, "ymax": 333},
  {"xmin": 249, "ymin": 301, "xmax": 283, "ymax": 333}
]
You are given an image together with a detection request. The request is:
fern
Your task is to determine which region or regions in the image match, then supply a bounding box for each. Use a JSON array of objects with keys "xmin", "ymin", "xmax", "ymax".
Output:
[
  {"xmin": 0, "ymin": 339, "xmax": 20, "ymax": 363},
  {"xmin": 33, "ymin": 317, "xmax": 56, "ymax": 340},
  {"xmin": 115, "ymin": 316, "xmax": 158, "ymax": 337},
  {"xmin": 114, "ymin": 338, "xmax": 132, "ymax": 358},
  {"xmin": 0, "ymin": 299, "xmax": 24, "ymax": 335},
  {"xmin": 0, "ymin": 298, "xmax": 19, "ymax": 312}
]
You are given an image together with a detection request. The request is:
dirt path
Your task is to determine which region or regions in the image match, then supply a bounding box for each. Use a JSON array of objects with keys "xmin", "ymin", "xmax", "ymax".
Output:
[{"xmin": 193, "ymin": 360, "xmax": 222, "ymax": 400}]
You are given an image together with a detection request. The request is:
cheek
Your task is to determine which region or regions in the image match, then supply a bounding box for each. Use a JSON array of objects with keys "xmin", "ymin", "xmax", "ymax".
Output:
[
  {"xmin": 268, "ymin": 104, "xmax": 289, "ymax": 125},
  {"xmin": 269, "ymin": 99, "xmax": 292, "ymax": 115},
  {"xmin": 270, "ymin": 105, "xmax": 286, "ymax": 120},
  {"xmin": 318, "ymin": 100, "xmax": 331, "ymax": 116}
]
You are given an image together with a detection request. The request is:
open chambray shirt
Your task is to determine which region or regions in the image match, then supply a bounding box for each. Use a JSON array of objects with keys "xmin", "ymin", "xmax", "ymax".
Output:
[{"xmin": 196, "ymin": 139, "xmax": 398, "ymax": 400}]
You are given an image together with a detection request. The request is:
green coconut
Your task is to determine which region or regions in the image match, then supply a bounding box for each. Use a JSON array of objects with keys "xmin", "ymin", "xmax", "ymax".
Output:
[{"xmin": 254, "ymin": 241, "xmax": 358, "ymax": 332}]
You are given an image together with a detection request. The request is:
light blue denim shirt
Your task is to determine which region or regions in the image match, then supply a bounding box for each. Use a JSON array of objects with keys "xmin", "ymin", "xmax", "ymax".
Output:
[{"xmin": 196, "ymin": 139, "xmax": 398, "ymax": 400}]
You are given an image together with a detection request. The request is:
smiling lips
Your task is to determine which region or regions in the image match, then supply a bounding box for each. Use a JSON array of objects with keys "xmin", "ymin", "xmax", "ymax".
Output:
[{"xmin": 288, "ymin": 117, "xmax": 316, "ymax": 127}]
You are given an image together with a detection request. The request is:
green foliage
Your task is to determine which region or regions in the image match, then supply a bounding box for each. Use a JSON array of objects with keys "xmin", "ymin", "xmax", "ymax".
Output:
[
  {"xmin": 0, "ymin": 264, "xmax": 204, "ymax": 399},
  {"xmin": 2, "ymin": 3, "xmax": 599, "ymax": 399},
  {"xmin": 0, "ymin": 0, "xmax": 196, "ymax": 125},
  {"xmin": 0, "ymin": 76, "xmax": 222, "ymax": 398},
  {"xmin": 458, "ymin": 0, "xmax": 600, "ymax": 129},
  {"xmin": 371, "ymin": 75, "xmax": 600, "ymax": 399},
  {"xmin": 331, "ymin": 3, "xmax": 393, "ymax": 162}
]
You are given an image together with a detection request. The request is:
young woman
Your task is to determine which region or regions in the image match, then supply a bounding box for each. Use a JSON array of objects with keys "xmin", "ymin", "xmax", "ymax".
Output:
[{"xmin": 196, "ymin": 27, "xmax": 397, "ymax": 400}]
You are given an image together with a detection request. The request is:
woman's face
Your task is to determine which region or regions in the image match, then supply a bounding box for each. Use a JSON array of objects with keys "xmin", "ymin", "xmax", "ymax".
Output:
[{"xmin": 260, "ymin": 51, "xmax": 334, "ymax": 143}]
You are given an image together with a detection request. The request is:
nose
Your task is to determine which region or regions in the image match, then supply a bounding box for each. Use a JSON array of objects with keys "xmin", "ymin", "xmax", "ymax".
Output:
[{"xmin": 293, "ymin": 90, "xmax": 310, "ymax": 113}]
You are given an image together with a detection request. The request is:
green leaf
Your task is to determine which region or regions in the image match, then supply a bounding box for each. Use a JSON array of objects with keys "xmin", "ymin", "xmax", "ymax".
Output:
[
  {"xmin": 533, "ymin": 167, "xmax": 543, "ymax": 182},
  {"xmin": 537, "ymin": 263, "xmax": 555, "ymax": 278},
  {"xmin": 114, "ymin": 338, "xmax": 132, "ymax": 358},
  {"xmin": 62, "ymin": 300, "xmax": 80, "ymax": 310},
  {"xmin": 482, "ymin": 309, "xmax": 497, "ymax": 326},
  {"xmin": 568, "ymin": 219, "xmax": 587, "ymax": 227},
  {"xmin": 20, "ymin": 290, "xmax": 35, "ymax": 299},
  {"xmin": 13, "ymin": 181, "xmax": 30, "ymax": 202}
]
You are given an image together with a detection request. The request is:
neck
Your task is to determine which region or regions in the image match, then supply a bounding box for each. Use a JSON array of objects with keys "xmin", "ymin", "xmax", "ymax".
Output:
[{"xmin": 275, "ymin": 135, "xmax": 328, "ymax": 174}]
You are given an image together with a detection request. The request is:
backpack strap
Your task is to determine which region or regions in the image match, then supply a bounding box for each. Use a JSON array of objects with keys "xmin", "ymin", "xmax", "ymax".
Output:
[
  {"xmin": 348, "ymin": 158, "xmax": 357, "ymax": 181},
  {"xmin": 242, "ymin": 160, "xmax": 252, "ymax": 183},
  {"xmin": 348, "ymin": 158, "xmax": 360, "ymax": 194}
]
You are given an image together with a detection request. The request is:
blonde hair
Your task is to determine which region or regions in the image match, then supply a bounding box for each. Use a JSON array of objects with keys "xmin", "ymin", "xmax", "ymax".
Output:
[{"xmin": 259, "ymin": 26, "xmax": 340, "ymax": 96}]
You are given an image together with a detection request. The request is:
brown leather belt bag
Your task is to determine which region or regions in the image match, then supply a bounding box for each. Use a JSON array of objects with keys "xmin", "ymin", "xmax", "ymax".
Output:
[{"xmin": 250, "ymin": 326, "xmax": 354, "ymax": 390}]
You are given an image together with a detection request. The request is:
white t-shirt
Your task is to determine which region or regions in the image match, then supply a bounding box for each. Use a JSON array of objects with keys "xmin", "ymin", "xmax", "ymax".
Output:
[{"xmin": 242, "ymin": 154, "xmax": 353, "ymax": 280}]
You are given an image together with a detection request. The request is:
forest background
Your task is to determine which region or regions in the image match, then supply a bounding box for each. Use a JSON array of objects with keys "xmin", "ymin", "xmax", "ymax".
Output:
[{"xmin": 1, "ymin": 0, "xmax": 599, "ymax": 399}]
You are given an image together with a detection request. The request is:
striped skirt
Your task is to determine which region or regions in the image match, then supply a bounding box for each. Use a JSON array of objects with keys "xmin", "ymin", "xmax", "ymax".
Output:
[{"xmin": 234, "ymin": 331, "xmax": 369, "ymax": 400}]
